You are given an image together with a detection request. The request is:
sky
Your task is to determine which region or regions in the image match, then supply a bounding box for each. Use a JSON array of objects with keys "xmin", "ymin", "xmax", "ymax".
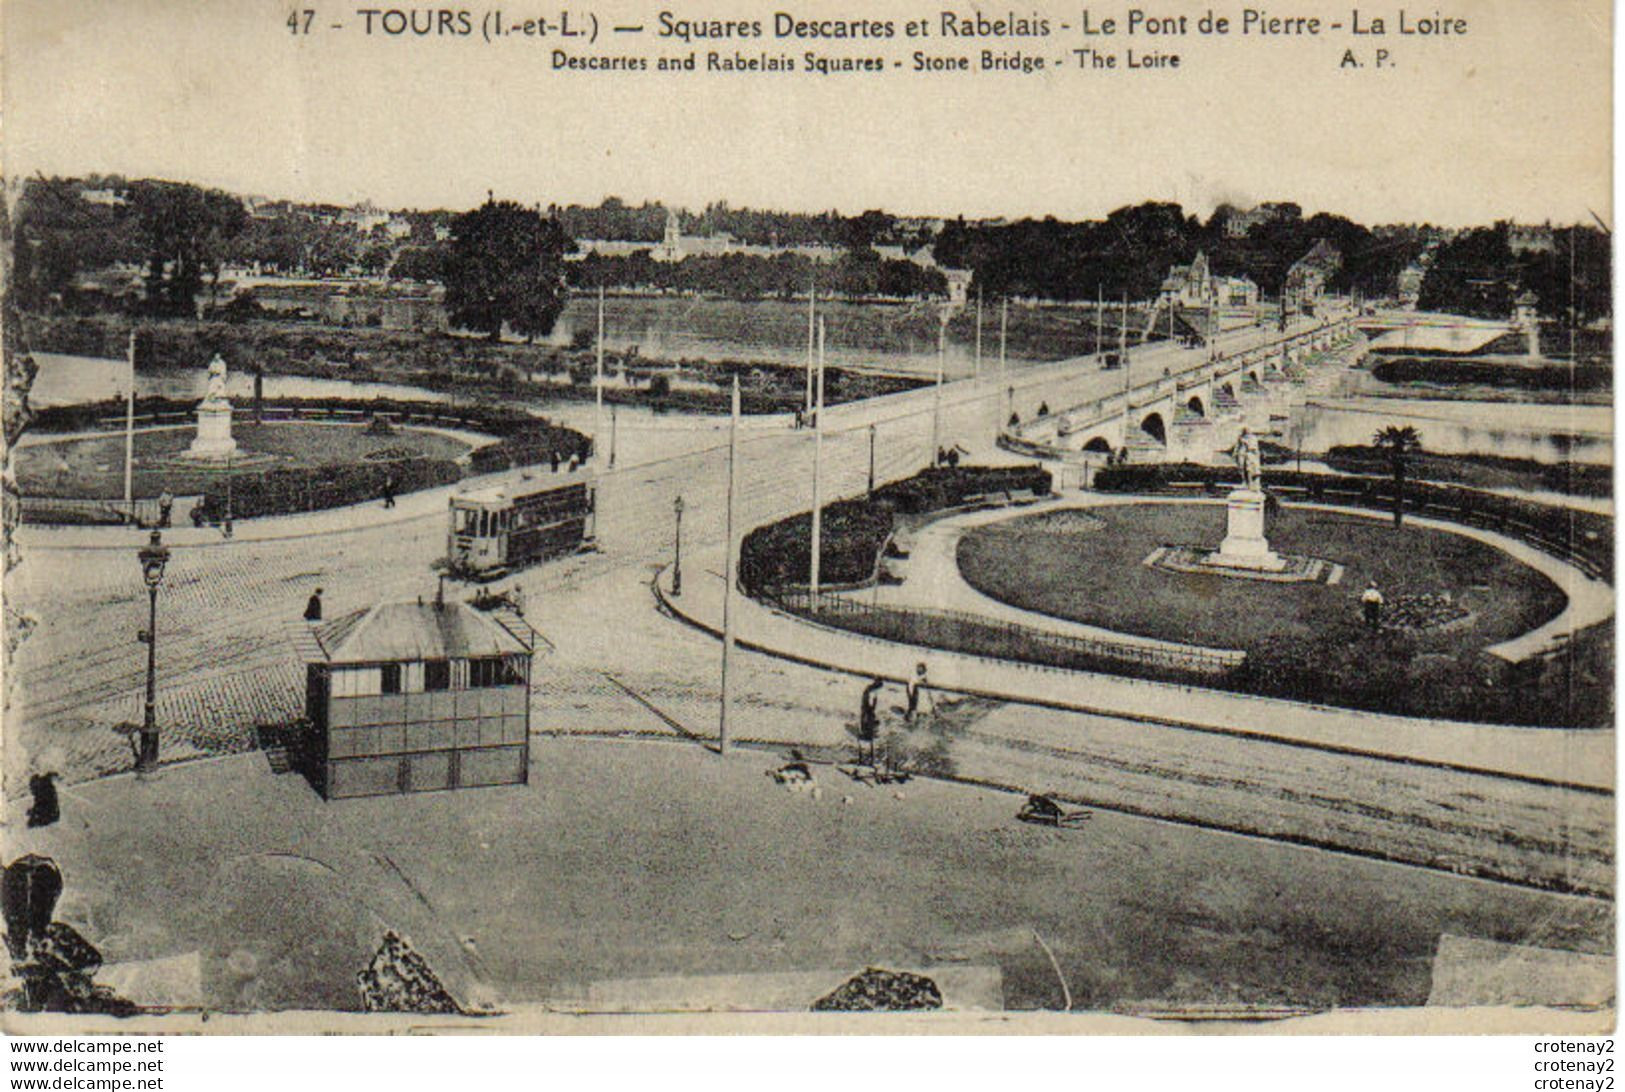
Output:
[{"xmin": 1, "ymin": 0, "xmax": 1612, "ymax": 226}]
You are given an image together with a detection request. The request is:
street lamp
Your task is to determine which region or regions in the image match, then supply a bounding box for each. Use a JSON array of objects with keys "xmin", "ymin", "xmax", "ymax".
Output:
[
  {"xmin": 671, "ymin": 495, "xmax": 684, "ymax": 597},
  {"xmin": 135, "ymin": 530, "xmax": 170, "ymax": 775},
  {"xmin": 867, "ymin": 423, "xmax": 877, "ymax": 498}
]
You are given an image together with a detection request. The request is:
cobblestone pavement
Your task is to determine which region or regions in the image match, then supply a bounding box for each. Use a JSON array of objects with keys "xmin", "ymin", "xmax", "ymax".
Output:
[{"xmin": 7, "ymin": 317, "xmax": 1609, "ymax": 897}]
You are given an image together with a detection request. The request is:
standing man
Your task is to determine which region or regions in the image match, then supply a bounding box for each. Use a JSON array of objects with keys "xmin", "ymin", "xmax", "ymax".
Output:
[
  {"xmin": 157, "ymin": 490, "xmax": 174, "ymax": 529},
  {"xmin": 1361, "ymin": 581, "xmax": 1384, "ymax": 631},
  {"xmin": 858, "ymin": 677, "xmax": 884, "ymax": 765},
  {"xmin": 304, "ymin": 587, "xmax": 324, "ymax": 623},
  {"xmin": 381, "ymin": 473, "xmax": 397, "ymax": 509}
]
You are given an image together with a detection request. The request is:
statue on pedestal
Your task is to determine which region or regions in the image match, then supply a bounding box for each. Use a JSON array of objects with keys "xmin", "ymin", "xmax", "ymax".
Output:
[
  {"xmin": 1205, "ymin": 425, "xmax": 1284, "ymax": 572},
  {"xmin": 1232, "ymin": 427, "xmax": 1263, "ymax": 492},
  {"xmin": 205, "ymin": 354, "xmax": 229, "ymax": 402},
  {"xmin": 185, "ymin": 353, "xmax": 238, "ymax": 460}
]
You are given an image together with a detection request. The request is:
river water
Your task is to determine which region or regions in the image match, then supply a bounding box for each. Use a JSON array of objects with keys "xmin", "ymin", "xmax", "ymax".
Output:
[
  {"xmin": 31, "ymin": 295, "xmax": 1069, "ymax": 406},
  {"xmin": 539, "ymin": 296, "xmax": 1060, "ymax": 378}
]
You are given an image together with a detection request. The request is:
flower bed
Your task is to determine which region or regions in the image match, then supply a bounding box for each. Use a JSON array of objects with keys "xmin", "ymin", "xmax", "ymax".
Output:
[{"xmin": 1092, "ymin": 462, "xmax": 1613, "ymax": 584}]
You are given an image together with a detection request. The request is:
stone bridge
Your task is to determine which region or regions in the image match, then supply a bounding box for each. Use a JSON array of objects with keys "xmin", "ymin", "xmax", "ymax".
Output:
[{"xmin": 1004, "ymin": 314, "xmax": 1365, "ymax": 469}]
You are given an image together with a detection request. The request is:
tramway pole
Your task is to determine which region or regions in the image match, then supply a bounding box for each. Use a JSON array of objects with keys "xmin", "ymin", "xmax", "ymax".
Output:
[
  {"xmin": 718, "ymin": 376, "xmax": 741, "ymax": 756},
  {"xmin": 809, "ymin": 317, "xmax": 827, "ymax": 610}
]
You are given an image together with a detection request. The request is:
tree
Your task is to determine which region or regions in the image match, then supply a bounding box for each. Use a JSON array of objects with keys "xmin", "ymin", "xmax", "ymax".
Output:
[
  {"xmin": 1374, "ymin": 425, "xmax": 1422, "ymax": 527},
  {"xmin": 443, "ymin": 199, "xmax": 573, "ymax": 341},
  {"xmin": 11, "ymin": 177, "xmax": 139, "ymax": 311},
  {"xmin": 126, "ymin": 181, "xmax": 247, "ymax": 316},
  {"xmin": 390, "ymin": 244, "xmax": 450, "ymax": 283},
  {"xmin": 1416, "ymin": 226, "xmax": 1515, "ymax": 318}
]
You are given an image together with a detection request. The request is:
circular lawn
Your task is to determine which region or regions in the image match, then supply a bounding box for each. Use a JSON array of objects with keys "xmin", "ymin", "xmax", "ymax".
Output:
[
  {"xmin": 17, "ymin": 422, "xmax": 473, "ymax": 500},
  {"xmin": 956, "ymin": 502, "xmax": 1587, "ymax": 725}
]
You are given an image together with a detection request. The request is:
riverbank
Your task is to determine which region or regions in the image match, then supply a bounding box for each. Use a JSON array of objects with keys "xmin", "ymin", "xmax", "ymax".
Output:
[{"xmin": 15, "ymin": 311, "xmax": 927, "ymax": 417}]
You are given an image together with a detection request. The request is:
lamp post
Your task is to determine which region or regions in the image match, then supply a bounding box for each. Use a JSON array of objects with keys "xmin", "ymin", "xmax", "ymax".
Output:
[
  {"xmin": 867, "ymin": 423, "xmax": 877, "ymax": 498},
  {"xmin": 671, "ymin": 494, "xmax": 684, "ymax": 597},
  {"xmin": 135, "ymin": 530, "xmax": 170, "ymax": 775}
]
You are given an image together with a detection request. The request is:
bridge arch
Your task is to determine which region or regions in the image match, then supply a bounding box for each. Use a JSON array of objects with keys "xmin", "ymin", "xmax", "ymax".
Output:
[
  {"xmin": 1139, "ymin": 412, "xmax": 1167, "ymax": 445},
  {"xmin": 1185, "ymin": 395, "xmax": 1206, "ymax": 417},
  {"xmin": 1220, "ymin": 381, "xmax": 1236, "ymax": 400},
  {"xmin": 1082, "ymin": 436, "xmax": 1113, "ymax": 455}
]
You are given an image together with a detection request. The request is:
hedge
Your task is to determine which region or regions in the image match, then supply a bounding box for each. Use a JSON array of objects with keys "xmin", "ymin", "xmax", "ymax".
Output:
[
  {"xmin": 1371, "ymin": 356, "xmax": 1612, "ymax": 394},
  {"xmin": 197, "ymin": 457, "xmax": 462, "ymax": 521},
  {"xmin": 740, "ymin": 464, "xmax": 1052, "ymax": 593},
  {"xmin": 30, "ymin": 394, "xmax": 553, "ymax": 438},
  {"xmin": 1321, "ymin": 445, "xmax": 1613, "ymax": 498},
  {"xmin": 467, "ymin": 423, "xmax": 593, "ymax": 474}
]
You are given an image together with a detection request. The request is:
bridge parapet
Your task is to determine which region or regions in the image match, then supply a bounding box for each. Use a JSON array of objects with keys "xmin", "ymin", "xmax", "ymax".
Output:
[{"xmin": 1002, "ymin": 316, "xmax": 1363, "ymax": 464}]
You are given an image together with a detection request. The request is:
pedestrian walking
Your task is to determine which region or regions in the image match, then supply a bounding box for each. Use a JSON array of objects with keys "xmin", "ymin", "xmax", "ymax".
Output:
[
  {"xmin": 1361, "ymin": 581, "xmax": 1384, "ymax": 631},
  {"xmin": 381, "ymin": 473, "xmax": 397, "ymax": 509},
  {"xmin": 157, "ymin": 490, "xmax": 174, "ymax": 529},
  {"xmin": 904, "ymin": 663, "xmax": 932, "ymax": 722},
  {"xmin": 859, "ymin": 677, "xmax": 884, "ymax": 765},
  {"xmin": 304, "ymin": 587, "xmax": 324, "ymax": 622}
]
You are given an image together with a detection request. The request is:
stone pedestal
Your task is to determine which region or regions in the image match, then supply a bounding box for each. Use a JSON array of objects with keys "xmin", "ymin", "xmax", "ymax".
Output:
[
  {"xmin": 186, "ymin": 398, "xmax": 238, "ymax": 460},
  {"xmin": 1206, "ymin": 488, "xmax": 1285, "ymax": 572}
]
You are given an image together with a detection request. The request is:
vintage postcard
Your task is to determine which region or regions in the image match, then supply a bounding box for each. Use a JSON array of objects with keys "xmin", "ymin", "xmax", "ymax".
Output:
[{"xmin": 0, "ymin": 0, "xmax": 1613, "ymax": 1042}]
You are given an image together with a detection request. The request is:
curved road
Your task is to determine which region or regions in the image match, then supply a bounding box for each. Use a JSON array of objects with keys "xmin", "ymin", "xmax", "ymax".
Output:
[{"xmin": 5, "ymin": 309, "xmax": 1609, "ymax": 898}]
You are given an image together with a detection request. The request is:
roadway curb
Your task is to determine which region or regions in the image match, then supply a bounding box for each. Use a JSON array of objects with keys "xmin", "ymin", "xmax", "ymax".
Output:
[{"xmin": 650, "ymin": 561, "xmax": 1613, "ymax": 797}]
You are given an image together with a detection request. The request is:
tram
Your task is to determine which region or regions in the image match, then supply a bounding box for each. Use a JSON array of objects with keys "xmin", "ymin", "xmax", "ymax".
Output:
[{"xmin": 447, "ymin": 467, "xmax": 597, "ymax": 578}]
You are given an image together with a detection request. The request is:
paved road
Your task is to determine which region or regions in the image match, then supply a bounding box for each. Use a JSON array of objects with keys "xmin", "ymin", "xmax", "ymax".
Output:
[
  {"xmin": 5, "ymin": 313, "xmax": 1328, "ymax": 779},
  {"xmin": 9, "ymin": 308, "xmax": 1607, "ymax": 899},
  {"xmin": 7, "ymin": 739, "xmax": 1610, "ymax": 1014}
]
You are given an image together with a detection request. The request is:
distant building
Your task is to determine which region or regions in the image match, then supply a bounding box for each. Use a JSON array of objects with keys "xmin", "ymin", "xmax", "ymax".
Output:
[
  {"xmin": 1508, "ymin": 222, "xmax": 1557, "ymax": 256},
  {"xmin": 652, "ymin": 207, "xmax": 685, "ymax": 262},
  {"xmin": 1284, "ymin": 240, "xmax": 1343, "ymax": 305},
  {"xmin": 1161, "ymin": 251, "xmax": 1217, "ymax": 308},
  {"xmin": 1218, "ymin": 274, "xmax": 1259, "ymax": 308},
  {"xmin": 873, "ymin": 243, "xmax": 945, "ymax": 270},
  {"xmin": 1222, "ymin": 203, "xmax": 1294, "ymax": 239},
  {"xmin": 77, "ymin": 187, "xmax": 127, "ymax": 207},
  {"xmin": 299, "ymin": 597, "xmax": 534, "ymax": 799},
  {"xmin": 1397, "ymin": 263, "xmax": 1426, "ymax": 307},
  {"xmin": 1513, "ymin": 289, "xmax": 1541, "ymax": 358},
  {"xmin": 339, "ymin": 201, "xmax": 392, "ymax": 234},
  {"xmin": 1158, "ymin": 252, "xmax": 1255, "ymax": 310},
  {"xmin": 573, "ymin": 210, "xmax": 845, "ymax": 265}
]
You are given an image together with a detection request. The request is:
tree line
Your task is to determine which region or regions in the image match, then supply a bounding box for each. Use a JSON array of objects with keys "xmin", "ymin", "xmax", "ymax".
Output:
[{"xmin": 8, "ymin": 175, "xmax": 1610, "ymax": 338}]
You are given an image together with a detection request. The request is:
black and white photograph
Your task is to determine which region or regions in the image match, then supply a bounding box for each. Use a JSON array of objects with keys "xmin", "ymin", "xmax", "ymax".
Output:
[{"xmin": 0, "ymin": 0, "xmax": 1614, "ymax": 1076}]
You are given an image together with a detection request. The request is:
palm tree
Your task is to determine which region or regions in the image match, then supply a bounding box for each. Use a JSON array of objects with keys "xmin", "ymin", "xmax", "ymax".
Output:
[{"xmin": 1374, "ymin": 425, "xmax": 1423, "ymax": 527}]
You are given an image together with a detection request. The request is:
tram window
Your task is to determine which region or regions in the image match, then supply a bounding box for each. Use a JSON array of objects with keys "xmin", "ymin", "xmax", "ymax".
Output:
[
  {"xmin": 456, "ymin": 508, "xmax": 477, "ymax": 534},
  {"xmin": 424, "ymin": 659, "xmax": 450, "ymax": 691},
  {"xmin": 380, "ymin": 663, "xmax": 402, "ymax": 695}
]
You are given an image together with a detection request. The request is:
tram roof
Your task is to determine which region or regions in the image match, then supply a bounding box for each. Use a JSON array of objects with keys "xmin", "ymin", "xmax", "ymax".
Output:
[{"xmin": 454, "ymin": 466, "xmax": 594, "ymax": 507}]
